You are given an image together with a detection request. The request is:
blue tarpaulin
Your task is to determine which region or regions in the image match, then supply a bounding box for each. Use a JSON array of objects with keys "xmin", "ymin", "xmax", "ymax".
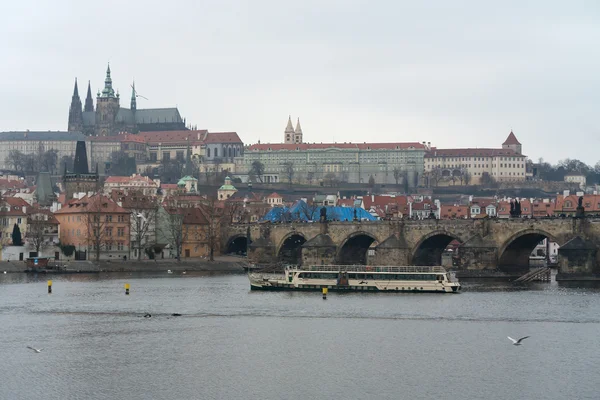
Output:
[{"xmin": 261, "ymin": 200, "xmax": 375, "ymax": 222}]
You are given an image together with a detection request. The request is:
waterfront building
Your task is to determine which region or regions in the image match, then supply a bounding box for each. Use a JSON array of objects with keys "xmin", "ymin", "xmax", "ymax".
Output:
[
  {"xmin": 0, "ymin": 197, "xmax": 30, "ymax": 247},
  {"xmin": 54, "ymin": 193, "xmax": 130, "ymax": 261},
  {"xmin": 424, "ymin": 131, "xmax": 527, "ymax": 185},
  {"xmin": 67, "ymin": 65, "xmax": 187, "ymax": 136}
]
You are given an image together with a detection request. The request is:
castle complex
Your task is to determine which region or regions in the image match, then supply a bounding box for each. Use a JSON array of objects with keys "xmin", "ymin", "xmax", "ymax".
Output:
[{"xmin": 68, "ymin": 65, "xmax": 187, "ymax": 136}]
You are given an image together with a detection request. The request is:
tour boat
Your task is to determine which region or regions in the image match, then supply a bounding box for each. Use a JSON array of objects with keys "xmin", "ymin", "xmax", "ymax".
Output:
[{"xmin": 249, "ymin": 265, "xmax": 461, "ymax": 293}]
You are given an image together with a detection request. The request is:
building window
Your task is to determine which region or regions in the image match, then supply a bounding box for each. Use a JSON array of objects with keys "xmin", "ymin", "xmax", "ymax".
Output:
[
  {"xmin": 163, "ymin": 152, "xmax": 170, "ymax": 161},
  {"xmin": 150, "ymin": 152, "xmax": 157, "ymax": 162},
  {"xmin": 105, "ymin": 227, "xmax": 113, "ymax": 237},
  {"xmin": 215, "ymin": 148, "xmax": 219, "ymax": 157},
  {"xmin": 117, "ymin": 227, "xmax": 125, "ymax": 237},
  {"xmin": 176, "ymin": 151, "xmax": 184, "ymax": 161},
  {"xmin": 105, "ymin": 215, "xmax": 112, "ymax": 222},
  {"xmin": 117, "ymin": 242, "xmax": 124, "ymax": 251},
  {"xmin": 207, "ymin": 148, "xmax": 211, "ymax": 158}
]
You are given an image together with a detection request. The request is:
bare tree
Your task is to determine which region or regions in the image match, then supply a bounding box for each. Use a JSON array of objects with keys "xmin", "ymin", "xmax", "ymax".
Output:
[
  {"xmin": 25, "ymin": 214, "xmax": 52, "ymax": 256},
  {"xmin": 295, "ymin": 200, "xmax": 320, "ymax": 221},
  {"xmin": 368, "ymin": 175, "xmax": 375, "ymax": 190},
  {"xmin": 200, "ymin": 198, "xmax": 223, "ymax": 261},
  {"xmin": 283, "ymin": 162, "xmax": 294, "ymax": 186},
  {"xmin": 160, "ymin": 207, "xmax": 187, "ymax": 261},
  {"xmin": 428, "ymin": 167, "xmax": 442, "ymax": 187},
  {"xmin": 462, "ymin": 170, "xmax": 472, "ymax": 186},
  {"xmin": 126, "ymin": 192, "xmax": 159, "ymax": 260},
  {"xmin": 323, "ymin": 173, "xmax": 338, "ymax": 187},
  {"xmin": 82, "ymin": 196, "xmax": 115, "ymax": 261},
  {"xmin": 393, "ymin": 167, "xmax": 402, "ymax": 185},
  {"xmin": 224, "ymin": 200, "xmax": 244, "ymax": 224},
  {"xmin": 250, "ymin": 161, "xmax": 265, "ymax": 183}
]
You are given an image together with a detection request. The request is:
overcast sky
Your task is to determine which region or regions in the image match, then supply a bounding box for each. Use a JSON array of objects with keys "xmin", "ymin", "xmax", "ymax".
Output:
[{"xmin": 3, "ymin": 1, "xmax": 599, "ymax": 164}]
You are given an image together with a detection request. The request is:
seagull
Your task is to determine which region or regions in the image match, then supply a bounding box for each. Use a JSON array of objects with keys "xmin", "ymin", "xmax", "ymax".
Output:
[
  {"xmin": 508, "ymin": 336, "xmax": 530, "ymax": 346},
  {"xmin": 136, "ymin": 213, "xmax": 147, "ymax": 223},
  {"xmin": 27, "ymin": 346, "xmax": 43, "ymax": 353},
  {"xmin": 167, "ymin": 270, "xmax": 173, "ymax": 274}
]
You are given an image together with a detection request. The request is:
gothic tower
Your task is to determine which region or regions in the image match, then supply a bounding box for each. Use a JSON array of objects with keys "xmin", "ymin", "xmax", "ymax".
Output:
[
  {"xmin": 68, "ymin": 79, "xmax": 84, "ymax": 132},
  {"xmin": 294, "ymin": 118, "xmax": 303, "ymax": 144},
  {"xmin": 63, "ymin": 141, "xmax": 99, "ymax": 200},
  {"xmin": 84, "ymin": 81, "xmax": 94, "ymax": 112},
  {"xmin": 284, "ymin": 116, "xmax": 294, "ymax": 143},
  {"xmin": 502, "ymin": 130, "xmax": 522, "ymax": 155},
  {"xmin": 95, "ymin": 64, "xmax": 120, "ymax": 136}
]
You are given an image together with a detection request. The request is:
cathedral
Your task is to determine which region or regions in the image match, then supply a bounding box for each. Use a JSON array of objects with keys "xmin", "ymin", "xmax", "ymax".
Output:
[{"xmin": 68, "ymin": 64, "xmax": 187, "ymax": 136}]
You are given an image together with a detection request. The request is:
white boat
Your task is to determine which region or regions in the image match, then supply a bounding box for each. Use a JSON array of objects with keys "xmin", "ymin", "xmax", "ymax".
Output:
[{"xmin": 249, "ymin": 265, "xmax": 461, "ymax": 293}]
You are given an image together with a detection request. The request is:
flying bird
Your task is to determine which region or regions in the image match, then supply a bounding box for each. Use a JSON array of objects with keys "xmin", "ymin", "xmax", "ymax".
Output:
[
  {"xmin": 136, "ymin": 213, "xmax": 147, "ymax": 222},
  {"xmin": 27, "ymin": 346, "xmax": 43, "ymax": 353},
  {"xmin": 507, "ymin": 336, "xmax": 530, "ymax": 346}
]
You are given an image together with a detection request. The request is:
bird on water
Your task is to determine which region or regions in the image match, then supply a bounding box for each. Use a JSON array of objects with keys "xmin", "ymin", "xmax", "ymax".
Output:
[
  {"xmin": 27, "ymin": 346, "xmax": 43, "ymax": 353},
  {"xmin": 507, "ymin": 336, "xmax": 530, "ymax": 346}
]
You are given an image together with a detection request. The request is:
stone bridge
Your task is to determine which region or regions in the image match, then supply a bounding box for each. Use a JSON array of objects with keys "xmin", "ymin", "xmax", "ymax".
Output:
[{"xmin": 223, "ymin": 218, "xmax": 600, "ymax": 279}]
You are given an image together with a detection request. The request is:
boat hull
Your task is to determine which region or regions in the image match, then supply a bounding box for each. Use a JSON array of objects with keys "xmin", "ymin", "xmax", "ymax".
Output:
[{"xmin": 250, "ymin": 282, "xmax": 459, "ymax": 293}]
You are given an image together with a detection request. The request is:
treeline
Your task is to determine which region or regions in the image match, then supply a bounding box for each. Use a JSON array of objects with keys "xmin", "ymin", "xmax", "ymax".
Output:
[
  {"xmin": 536, "ymin": 158, "xmax": 600, "ymax": 183},
  {"xmin": 7, "ymin": 149, "xmax": 73, "ymax": 175}
]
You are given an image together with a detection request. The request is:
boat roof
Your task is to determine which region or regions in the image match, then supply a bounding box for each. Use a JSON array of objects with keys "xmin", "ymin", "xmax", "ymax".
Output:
[{"xmin": 288, "ymin": 265, "xmax": 447, "ymax": 273}]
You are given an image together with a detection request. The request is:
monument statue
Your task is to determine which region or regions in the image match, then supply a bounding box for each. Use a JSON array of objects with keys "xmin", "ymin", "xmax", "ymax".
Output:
[{"xmin": 319, "ymin": 206, "xmax": 327, "ymax": 223}]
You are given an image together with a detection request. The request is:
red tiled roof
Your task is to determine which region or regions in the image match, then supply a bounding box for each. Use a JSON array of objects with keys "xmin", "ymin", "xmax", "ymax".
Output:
[
  {"xmin": 439, "ymin": 205, "xmax": 468, "ymax": 219},
  {"xmin": 248, "ymin": 142, "xmax": 426, "ymax": 151},
  {"xmin": 55, "ymin": 194, "xmax": 128, "ymax": 214},
  {"xmin": 266, "ymin": 192, "xmax": 282, "ymax": 199},
  {"xmin": 161, "ymin": 184, "xmax": 179, "ymax": 189},
  {"xmin": 0, "ymin": 179, "xmax": 27, "ymax": 189},
  {"xmin": 203, "ymin": 132, "xmax": 243, "ymax": 144},
  {"xmin": 503, "ymin": 131, "xmax": 521, "ymax": 145},
  {"xmin": 182, "ymin": 207, "xmax": 210, "ymax": 225},
  {"xmin": 337, "ymin": 198, "xmax": 355, "ymax": 207},
  {"xmin": 425, "ymin": 148, "xmax": 524, "ymax": 158}
]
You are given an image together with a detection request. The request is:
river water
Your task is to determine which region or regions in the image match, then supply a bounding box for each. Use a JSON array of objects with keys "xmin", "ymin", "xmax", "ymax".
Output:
[{"xmin": 0, "ymin": 271, "xmax": 599, "ymax": 400}]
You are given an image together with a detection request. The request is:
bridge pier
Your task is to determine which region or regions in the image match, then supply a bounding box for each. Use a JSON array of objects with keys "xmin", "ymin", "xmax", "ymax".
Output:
[
  {"xmin": 556, "ymin": 236, "xmax": 600, "ymax": 281},
  {"xmin": 456, "ymin": 234, "xmax": 499, "ymax": 271},
  {"xmin": 301, "ymin": 234, "xmax": 337, "ymax": 266},
  {"xmin": 370, "ymin": 234, "xmax": 410, "ymax": 266},
  {"xmin": 248, "ymin": 237, "xmax": 275, "ymax": 264}
]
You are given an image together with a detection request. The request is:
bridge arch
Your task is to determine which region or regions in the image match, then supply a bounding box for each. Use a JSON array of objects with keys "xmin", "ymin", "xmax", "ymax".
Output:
[
  {"xmin": 497, "ymin": 229, "xmax": 560, "ymax": 271},
  {"xmin": 411, "ymin": 230, "xmax": 462, "ymax": 266},
  {"xmin": 225, "ymin": 234, "xmax": 248, "ymax": 255},
  {"xmin": 337, "ymin": 231, "xmax": 380, "ymax": 265},
  {"xmin": 277, "ymin": 232, "xmax": 307, "ymax": 265}
]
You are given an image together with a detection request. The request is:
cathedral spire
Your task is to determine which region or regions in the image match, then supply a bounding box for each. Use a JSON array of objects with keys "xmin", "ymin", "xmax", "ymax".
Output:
[
  {"xmin": 84, "ymin": 80, "xmax": 94, "ymax": 112},
  {"xmin": 68, "ymin": 78, "xmax": 83, "ymax": 132},
  {"xmin": 295, "ymin": 118, "xmax": 302, "ymax": 134},
  {"xmin": 285, "ymin": 115, "xmax": 294, "ymax": 133},
  {"xmin": 72, "ymin": 78, "xmax": 80, "ymax": 98},
  {"xmin": 131, "ymin": 81, "xmax": 137, "ymax": 111},
  {"xmin": 101, "ymin": 63, "xmax": 115, "ymax": 97}
]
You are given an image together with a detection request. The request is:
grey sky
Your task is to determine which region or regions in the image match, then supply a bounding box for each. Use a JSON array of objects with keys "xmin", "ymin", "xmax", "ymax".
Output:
[{"xmin": 3, "ymin": 0, "xmax": 599, "ymax": 164}]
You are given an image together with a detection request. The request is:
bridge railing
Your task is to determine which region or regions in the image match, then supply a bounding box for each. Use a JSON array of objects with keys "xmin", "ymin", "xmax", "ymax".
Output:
[{"xmin": 292, "ymin": 265, "xmax": 447, "ymax": 273}]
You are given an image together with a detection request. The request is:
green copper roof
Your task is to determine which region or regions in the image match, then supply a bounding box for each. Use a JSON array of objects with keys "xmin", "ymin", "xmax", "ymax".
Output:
[
  {"xmin": 219, "ymin": 184, "xmax": 237, "ymax": 191},
  {"xmin": 101, "ymin": 63, "xmax": 116, "ymax": 98},
  {"xmin": 177, "ymin": 175, "xmax": 197, "ymax": 186}
]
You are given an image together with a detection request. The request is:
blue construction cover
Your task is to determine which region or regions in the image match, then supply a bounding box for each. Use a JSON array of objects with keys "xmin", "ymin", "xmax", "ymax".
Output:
[{"xmin": 261, "ymin": 200, "xmax": 375, "ymax": 222}]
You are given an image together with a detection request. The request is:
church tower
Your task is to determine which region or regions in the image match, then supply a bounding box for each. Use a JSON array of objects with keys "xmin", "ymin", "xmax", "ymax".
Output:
[
  {"xmin": 294, "ymin": 118, "xmax": 303, "ymax": 144},
  {"xmin": 502, "ymin": 130, "xmax": 522, "ymax": 155},
  {"xmin": 68, "ymin": 79, "xmax": 84, "ymax": 132},
  {"xmin": 84, "ymin": 81, "xmax": 94, "ymax": 112},
  {"xmin": 95, "ymin": 64, "xmax": 120, "ymax": 136},
  {"xmin": 284, "ymin": 116, "xmax": 295, "ymax": 143}
]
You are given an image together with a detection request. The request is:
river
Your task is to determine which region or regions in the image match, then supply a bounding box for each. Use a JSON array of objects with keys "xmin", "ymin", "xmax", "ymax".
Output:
[{"xmin": 0, "ymin": 271, "xmax": 599, "ymax": 400}]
